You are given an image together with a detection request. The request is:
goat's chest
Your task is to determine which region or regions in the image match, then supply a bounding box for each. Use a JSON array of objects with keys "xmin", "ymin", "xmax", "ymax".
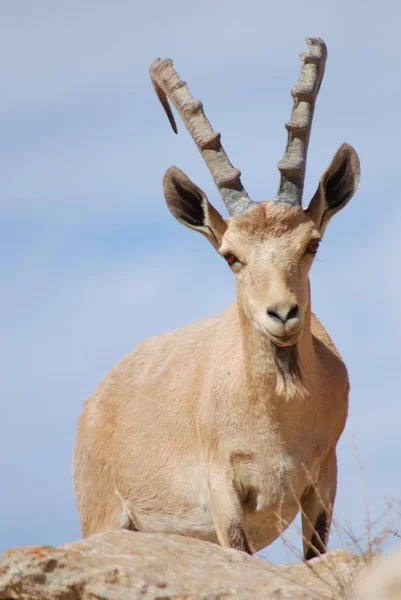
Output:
[
  {"xmin": 232, "ymin": 444, "xmax": 319, "ymax": 504},
  {"xmin": 228, "ymin": 413, "xmax": 326, "ymax": 513},
  {"xmin": 229, "ymin": 441, "xmax": 322, "ymax": 551}
]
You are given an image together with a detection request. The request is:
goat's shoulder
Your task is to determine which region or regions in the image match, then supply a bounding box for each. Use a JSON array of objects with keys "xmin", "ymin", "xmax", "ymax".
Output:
[
  {"xmin": 311, "ymin": 313, "xmax": 346, "ymax": 365},
  {"xmin": 310, "ymin": 311, "xmax": 349, "ymax": 400}
]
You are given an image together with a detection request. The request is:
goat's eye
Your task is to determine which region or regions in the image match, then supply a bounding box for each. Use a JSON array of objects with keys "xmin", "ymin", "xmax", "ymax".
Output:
[
  {"xmin": 306, "ymin": 239, "xmax": 320, "ymax": 255},
  {"xmin": 223, "ymin": 253, "xmax": 240, "ymax": 267}
]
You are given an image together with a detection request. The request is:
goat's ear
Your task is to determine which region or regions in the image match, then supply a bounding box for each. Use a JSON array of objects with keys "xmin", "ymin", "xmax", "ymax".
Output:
[
  {"xmin": 306, "ymin": 144, "xmax": 360, "ymax": 235},
  {"xmin": 163, "ymin": 167, "xmax": 227, "ymax": 250}
]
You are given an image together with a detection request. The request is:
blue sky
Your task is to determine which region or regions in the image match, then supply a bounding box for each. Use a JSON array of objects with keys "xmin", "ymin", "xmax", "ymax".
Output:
[{"xmin": 1, "ymin": 1, "xmax": 401, "ymax": 562}]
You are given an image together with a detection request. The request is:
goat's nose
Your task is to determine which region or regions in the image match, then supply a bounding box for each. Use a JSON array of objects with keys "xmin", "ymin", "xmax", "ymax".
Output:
[{"xmin": 267, "ymin": 303, "xmax": 299, "ymax": 324}]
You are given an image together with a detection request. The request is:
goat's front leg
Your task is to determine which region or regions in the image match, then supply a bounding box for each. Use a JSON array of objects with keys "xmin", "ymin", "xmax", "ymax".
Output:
[
  {"xmin": 301, "ymin": 452, "xmax": 337, "ymax": 560},
  {"xmin": 208, "ymin": 469, "xmax": 252, "ymax": 554}
]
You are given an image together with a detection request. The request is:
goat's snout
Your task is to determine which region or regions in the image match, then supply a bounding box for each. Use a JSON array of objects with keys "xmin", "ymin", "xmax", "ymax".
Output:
[
  {"xmin": 267, "ymin": 302, "xmax": 299, "ymax": 324},
  {"xmin": 266, "ymin": 301, "xmax": 301, "ymax": 342}
]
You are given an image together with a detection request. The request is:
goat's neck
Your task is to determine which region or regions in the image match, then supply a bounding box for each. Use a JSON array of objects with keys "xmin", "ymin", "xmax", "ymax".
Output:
[{"xmin": 237, "ymin": 302, "xmax": 314, "ymax": 402}]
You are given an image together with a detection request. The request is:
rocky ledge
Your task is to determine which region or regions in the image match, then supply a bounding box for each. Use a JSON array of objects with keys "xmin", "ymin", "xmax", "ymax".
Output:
[{"xmin": 0, "ymin": 529, "xmax": 391, "ymax": 599}]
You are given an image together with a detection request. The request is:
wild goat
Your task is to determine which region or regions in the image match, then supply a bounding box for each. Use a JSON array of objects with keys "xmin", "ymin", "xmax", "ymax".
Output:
[{"xmin": 73, "ymin": 37, "xmax": 360, "ymax": 559}]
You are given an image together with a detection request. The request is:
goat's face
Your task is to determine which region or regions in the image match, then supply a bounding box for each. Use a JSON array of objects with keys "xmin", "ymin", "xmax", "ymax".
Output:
[
  {"xmin": 220, "ymin": 203, "xmax": 319, "ymax": 346},
  {"xmin": 152, "ymin": 41, "xmax": 360, "ymax": 347},
  {"xmin": 162, "ymin": 144, "xmax": 360, "ymax": 347}
]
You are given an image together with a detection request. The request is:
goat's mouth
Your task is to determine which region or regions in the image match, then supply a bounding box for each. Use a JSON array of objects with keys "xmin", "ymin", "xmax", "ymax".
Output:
[{"xmin": 267, "ymin": 331, "xmax": 301, "ymax": 348}]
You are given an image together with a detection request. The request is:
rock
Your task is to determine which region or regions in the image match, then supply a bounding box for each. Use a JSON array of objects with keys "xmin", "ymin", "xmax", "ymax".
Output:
[
  {"xmin": 0, "ymin": 530, "xmax": 368, "ymax": 600},
  {"xmin": 353, "ymin": 546, "xmax": 401, "ymax": 600}
]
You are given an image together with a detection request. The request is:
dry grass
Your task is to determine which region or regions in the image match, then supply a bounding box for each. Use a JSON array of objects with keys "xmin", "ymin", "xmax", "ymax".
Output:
[
  {"xmin": 272, "ymin": 442, "xmax": 401, "ymax": 599},
  {"xmin": 276, "ymin": 498, "xmax": 401, "ymax": 599}
]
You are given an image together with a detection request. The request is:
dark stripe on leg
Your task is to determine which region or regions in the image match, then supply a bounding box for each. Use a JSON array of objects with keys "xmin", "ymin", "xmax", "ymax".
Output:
[
  {"xmin": 305, "ymin": 511, "xmax": 328, "ymax": 560},
  {"xmin": 227, "ymin": 521, "xmax": 252, "ymax": 554}
]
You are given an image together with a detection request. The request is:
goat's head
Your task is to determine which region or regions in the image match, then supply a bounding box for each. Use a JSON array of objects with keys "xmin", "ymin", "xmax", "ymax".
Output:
[{"xmin": 150, "ymin": 38, "xmax": 360, "ymax": 348}]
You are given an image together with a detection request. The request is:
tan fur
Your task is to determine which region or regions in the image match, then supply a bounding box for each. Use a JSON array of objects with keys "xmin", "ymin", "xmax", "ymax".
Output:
[
  {"xmin": 73, "ymin": 41, "xmax": 360, "ymax": 556},
  {"xmin": 73, "ymin": 201, "xmax": 352, "ymax": 553}
]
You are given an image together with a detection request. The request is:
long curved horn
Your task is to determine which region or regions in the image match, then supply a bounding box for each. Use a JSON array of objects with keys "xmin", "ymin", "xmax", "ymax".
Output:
[
  {"xmin": 276, "ymin": 38, "xmax": 327, "ymax": 206},
  {"xmin": 150, "ymin": 58, "xmax": 257, "ymax": 217}
]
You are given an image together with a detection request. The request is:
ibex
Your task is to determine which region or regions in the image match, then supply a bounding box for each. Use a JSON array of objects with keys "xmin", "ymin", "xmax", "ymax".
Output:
[{"xmin": 73, "ymin": 38, "xmax": 360, "ymax": 559}]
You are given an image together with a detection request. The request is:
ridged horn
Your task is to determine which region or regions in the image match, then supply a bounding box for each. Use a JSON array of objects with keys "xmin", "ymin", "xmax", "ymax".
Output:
[
  {"xmin": 150, "ymin": 58, "xmax": 257, "ymax": 217},
  {"xmin": 276, "ymin": 38, "xmax": 327, "ymax": 206}
]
